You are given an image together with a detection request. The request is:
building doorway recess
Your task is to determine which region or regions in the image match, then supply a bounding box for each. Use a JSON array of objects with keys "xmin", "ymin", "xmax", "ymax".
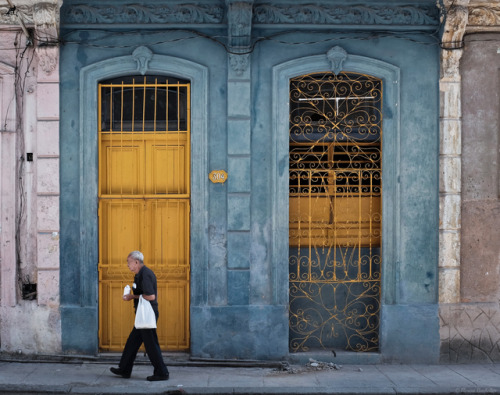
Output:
[
  {"xmin": 98, "ymin": 75, "xmax": 191, "ymax": 351},
  {"xmin": 289, "ymin": 72, "xmax": 382, "ymax": 352}
]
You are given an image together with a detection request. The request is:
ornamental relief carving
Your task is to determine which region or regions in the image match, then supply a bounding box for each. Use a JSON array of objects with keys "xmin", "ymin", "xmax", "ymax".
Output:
[
  {"xmin": 36, "ymin": 46, "xmax": 58, "ymax": 75},
  {"xmin": 62, "ymin": 4, "xmax": 224, "ymax": 24},
  {"xmin": 252, "ymin": 4, "xmax": 439, "ymax": 25},
  {"xmin": 59, "ymin": 2, "xmax": 440, "ymax": 27},
  {"xmin": 468, "ymin": 6, "xmax": 500, "ymax": 26},
  {"xmin": 0, "ymin": 1, "xmax": 59, "ymax": 26}
]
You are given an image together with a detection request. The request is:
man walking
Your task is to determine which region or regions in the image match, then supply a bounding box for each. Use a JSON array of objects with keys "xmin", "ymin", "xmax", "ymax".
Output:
[{"xmin": 110, "ymin": 251, "xmax": 169, "ymax": 381}]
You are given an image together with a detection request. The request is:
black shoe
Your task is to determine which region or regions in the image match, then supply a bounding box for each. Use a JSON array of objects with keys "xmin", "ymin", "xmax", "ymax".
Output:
[
  {"xmin": 110, "ymin": 367, "xmax": 131, "ymax": 379},
  {"xmin": 147, "ymin": 373, "xmax": 169, "ymax": 381}
]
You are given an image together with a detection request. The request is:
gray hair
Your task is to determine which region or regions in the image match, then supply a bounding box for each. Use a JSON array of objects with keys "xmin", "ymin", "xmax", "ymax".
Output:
[{"xmin": 128, "ymin": 250, "xmax": 144, "ymax": 264}]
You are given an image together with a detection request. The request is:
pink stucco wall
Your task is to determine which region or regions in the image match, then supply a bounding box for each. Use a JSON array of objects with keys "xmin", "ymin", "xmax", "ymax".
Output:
[{"xmin": 0, "ymin": 29, "xmax": 61, "ymax": 353}]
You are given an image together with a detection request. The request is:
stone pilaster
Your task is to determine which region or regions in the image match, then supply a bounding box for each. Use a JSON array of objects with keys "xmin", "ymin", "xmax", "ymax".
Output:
[
  {"xmin": 226, "ymin": 0, "xmax": 253, "ymax": 306},
  {"xmin": 439, "ymin": 0, "xmax": 469, "ymax": 304}
]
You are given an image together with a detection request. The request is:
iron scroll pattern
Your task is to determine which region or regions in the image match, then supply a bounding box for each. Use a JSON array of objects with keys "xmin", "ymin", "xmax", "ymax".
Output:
[{"xmin": 289, "ymin": 73, "xmax": 382, "ymax": 352}]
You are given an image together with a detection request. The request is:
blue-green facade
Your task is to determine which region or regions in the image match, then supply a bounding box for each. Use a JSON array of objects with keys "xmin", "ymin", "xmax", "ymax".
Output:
[{"xmin": 60, "ymin": 0, "xmax": 441, "ymax": 363}]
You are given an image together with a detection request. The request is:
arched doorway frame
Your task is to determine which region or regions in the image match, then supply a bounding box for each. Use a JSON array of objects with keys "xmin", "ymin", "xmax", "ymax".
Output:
[
  {"xmin": 271, "ymin": 49, "xmax": 401, "ymax": 352},
  {"xmin": 61, "ymin": 48, "xmax": 208, "ymax": 352}
]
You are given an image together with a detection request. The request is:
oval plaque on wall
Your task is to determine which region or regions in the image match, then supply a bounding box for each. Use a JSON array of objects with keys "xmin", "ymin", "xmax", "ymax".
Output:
[{"xmin": 209, "ymin": 170, "xmax": 228, "ymax": 184}]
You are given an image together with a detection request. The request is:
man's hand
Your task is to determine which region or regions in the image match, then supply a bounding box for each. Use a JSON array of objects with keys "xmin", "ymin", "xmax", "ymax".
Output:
[{"xmin": 122, "ymin": 294, "xmax": 135, "ymax": 301}]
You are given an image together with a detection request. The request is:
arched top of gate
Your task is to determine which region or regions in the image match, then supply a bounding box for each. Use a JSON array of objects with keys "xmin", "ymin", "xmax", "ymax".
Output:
[
  {"xmin": 272, "ymin": 45, "xmax": 401, "ymax": 143},
  {"xmin": 272, "ymin": 45, "xmax": 400, "ymax": 92}
]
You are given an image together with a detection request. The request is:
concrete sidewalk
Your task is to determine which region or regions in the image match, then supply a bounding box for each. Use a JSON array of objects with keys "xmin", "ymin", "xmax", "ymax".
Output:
[{"xmin": 0, "ymin": 355, "xmax": 499, "ymax": 395}]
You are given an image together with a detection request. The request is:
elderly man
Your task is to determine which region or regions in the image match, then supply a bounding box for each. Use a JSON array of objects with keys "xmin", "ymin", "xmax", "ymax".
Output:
[{"xmin": 110, "ymin": 251, "xmax": 169, "ymax": 381}]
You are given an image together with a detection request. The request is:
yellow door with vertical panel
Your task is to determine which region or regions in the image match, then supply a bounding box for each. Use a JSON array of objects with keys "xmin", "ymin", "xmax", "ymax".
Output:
[{"xmin": 98, "ymin": 76, "xmax": 190, "ymax": 351}]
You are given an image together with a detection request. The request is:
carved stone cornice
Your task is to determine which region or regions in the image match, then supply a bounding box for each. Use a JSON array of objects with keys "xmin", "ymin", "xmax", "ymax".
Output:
[
  {"xmin": 252, "ymin": 4, "xmax": 439, "ymax": 27},
  {"xmin": 61, "ymin": 3, "xmax": 224, "ymax": 25},
  {"xmin": 441, "ymin": 0, "xmax": 469, "ymax": 79},
  {"xmin": 60, "ymin": 2, "xmax": 440, "ymax": 28},
  {"xmin": 0, "ymin": 1, "xmax": 59, "ymax": 26},
  {"xmin": 442, "ymin": 0, "xmax": 469, "ymax": 50},
  {"xmin": 0, "ymin": 1, "xmax": 60, "ymax": 74},
  {"xmin": 467, "ymin": 1, "xmax": 500, "ymax": 31}
]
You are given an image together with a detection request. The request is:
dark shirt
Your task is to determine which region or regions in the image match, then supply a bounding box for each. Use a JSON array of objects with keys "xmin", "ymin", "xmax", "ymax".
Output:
[{"xmin": 132, "ymin": 265, "xmax": 159, "ymax": 314}]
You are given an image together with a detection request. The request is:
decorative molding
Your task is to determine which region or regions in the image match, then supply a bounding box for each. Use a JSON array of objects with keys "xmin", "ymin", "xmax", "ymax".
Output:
[
  {"xmin": 468, "ymin": 5, "xmax": 500, "ymax": 26},
  {"xmin": 33, "ymin": 2, "xmax": 59, "ymax": 28},
  {"xmin": 253, "ymin": 4, "xmax": 439, "ymax": 26},
  {"xmin": 441, "ymin": 2, "xmax": 469, "ymax": 77},
  {"xmin": 61, "ymin": 3, "xmax": 224, "ymax": 25},
  {"xmin": 327, "ymin": 46, "xmax": 347, "ymax": 75},
  {"xmin": 226, "ymin": 0, "xmax": 254, "ymax": 50},
  {"xmin": 36, "ymin": 46, "xmax": 58, "ymax": 75},
  {"xmin": 60, "ymin": 2, "xmax": 442, "ymax": 28},
  {"xmin": 0, "ymin": 1, "xmax": 59, "ymax": 26},
  {"xmin": 132, "ymin": 46, "xmax": 153, "ymax": 76},
  {"xmin": 0, "ymin": 4, "xmax": 33, "ymax": 25},
  {"xmin": 229, "ymin": 53, "xmax": 250, "ymax": 76}
]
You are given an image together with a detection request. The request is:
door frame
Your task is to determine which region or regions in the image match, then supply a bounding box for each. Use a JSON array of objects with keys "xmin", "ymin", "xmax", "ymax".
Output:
[
  {"xmin": 60, "ymin": 47, "xmax": 208, "ymax": 353},
  {"xmin": 271, "ymin": 48, "xmax": 401, "ymax": 350}
]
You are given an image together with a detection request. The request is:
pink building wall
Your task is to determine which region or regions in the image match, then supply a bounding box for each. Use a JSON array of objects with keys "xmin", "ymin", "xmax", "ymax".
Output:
[{"xmin": 0, "ymin": 8, "xmax": 61, "ymax": 352}]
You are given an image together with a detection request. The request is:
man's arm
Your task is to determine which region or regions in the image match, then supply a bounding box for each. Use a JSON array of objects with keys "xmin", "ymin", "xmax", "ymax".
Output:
[{"xmin": 123, "ymin": 293, "xmax": 155, "ymax": 301}]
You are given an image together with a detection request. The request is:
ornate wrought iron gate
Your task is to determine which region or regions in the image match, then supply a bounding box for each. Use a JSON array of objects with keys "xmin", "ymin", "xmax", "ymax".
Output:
[
  {"xmin": 289, "ymin": 72, "xmax": 382, "ymax": 352},
  {"xmin": 98, "ymin": 76, "xmax": 190, "ymax": 351}
]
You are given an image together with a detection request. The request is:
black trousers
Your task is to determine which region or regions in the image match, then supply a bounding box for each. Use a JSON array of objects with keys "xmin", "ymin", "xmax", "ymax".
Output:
[{"xmin": 119, "ymin": 314, "xmax": 168, "ymax": 377}]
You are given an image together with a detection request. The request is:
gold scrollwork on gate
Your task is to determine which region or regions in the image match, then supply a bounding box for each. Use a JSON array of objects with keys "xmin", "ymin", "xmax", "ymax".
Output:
[{"xmin": 289, "ymin": 72, "xmax": 382, "ymax": 352}]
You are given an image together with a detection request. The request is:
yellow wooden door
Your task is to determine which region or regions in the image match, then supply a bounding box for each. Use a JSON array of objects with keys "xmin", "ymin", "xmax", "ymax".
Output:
[{"xmin": 98, "ymin": 76, "xmax": 190, "ymax": 351}]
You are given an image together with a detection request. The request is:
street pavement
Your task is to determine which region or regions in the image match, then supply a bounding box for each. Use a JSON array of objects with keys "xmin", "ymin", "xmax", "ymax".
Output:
[{"xmin": 1, "ymin": 353, "xmax": 500, "ymax": 395}]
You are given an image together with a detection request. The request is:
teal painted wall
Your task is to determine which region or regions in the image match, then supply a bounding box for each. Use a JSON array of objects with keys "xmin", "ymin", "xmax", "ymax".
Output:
[{"xmin": 60, "ymin": 0, "xmax": 440, "ymax": 362}]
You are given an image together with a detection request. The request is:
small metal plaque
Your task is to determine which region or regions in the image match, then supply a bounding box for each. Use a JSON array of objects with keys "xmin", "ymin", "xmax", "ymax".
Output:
[{"xmin": 209, "ymin": 170, "xmax": 228, "ymax": 184}]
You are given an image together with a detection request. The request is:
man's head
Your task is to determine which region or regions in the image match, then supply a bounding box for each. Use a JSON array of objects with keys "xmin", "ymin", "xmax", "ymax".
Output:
[{"xmin": 127, "ymin": 250, "xmax": 144, "ymax": 274}]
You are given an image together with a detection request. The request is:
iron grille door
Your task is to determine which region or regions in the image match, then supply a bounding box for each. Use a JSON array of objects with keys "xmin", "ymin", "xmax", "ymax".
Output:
[{"xmin": 289, "ymin": 72, "xmax": 382, "ymax": 352}]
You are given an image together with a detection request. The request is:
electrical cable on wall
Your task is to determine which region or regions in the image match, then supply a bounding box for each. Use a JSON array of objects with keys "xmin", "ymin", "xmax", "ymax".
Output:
[
  {"xmin": 11, "ymin": 29, "xmax": 37, "ymax": 299},
  {"xmin": 4, "ymin": 0, "xmax": 32, "ymax": 45}
]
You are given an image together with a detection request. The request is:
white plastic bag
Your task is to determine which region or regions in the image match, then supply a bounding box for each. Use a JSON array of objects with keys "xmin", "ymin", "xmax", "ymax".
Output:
[{"xmin": 134, "ymin": 295, "xmax": 157, "ymax": 329}]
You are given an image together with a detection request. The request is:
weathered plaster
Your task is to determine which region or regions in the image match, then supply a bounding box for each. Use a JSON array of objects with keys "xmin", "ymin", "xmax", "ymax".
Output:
[
  {"xmin": 0, "ymin": 60, "xmax": 17, "ymax": 310},
  {"xmin": 0, "ymin": 0, "xmax": 61, "ymax": 353},
  {"xmin": 461, "ymin": 33, "xmax": 500, "ymax": 303},
  {"xmin": 440, "ymin": 303, "xmax": 500, "ymax": 363},
  {"xmin": 0, "ymin": 302, "xmax": 61, "ymax": 353},
  {"xmin": 439, "ymin": 1, "xmax": 500, "ymax": 363}
]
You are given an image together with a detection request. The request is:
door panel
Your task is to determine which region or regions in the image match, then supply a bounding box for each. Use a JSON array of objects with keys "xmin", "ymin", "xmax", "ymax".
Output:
[
  {"xmin": 102, "ymin": 144, "xmax": 144, "ymax": 195},
  {"xmin": 98, "ymin": 76, "xmax": 190, "ymax": 351}
]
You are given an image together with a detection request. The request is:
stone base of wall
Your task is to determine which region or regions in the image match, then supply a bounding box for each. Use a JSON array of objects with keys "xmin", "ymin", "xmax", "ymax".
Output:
[
  {"xmin": 0, "ymin": 303, "xmax": 61, "ymax": 354},
  {"xmin": 440, "ymin": 303, "xmax": 500, "ymax": 363}
]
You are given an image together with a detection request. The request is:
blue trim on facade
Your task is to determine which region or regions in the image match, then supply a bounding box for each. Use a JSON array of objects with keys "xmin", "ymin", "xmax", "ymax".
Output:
[{"xmin": 60, "ymin": 0, "xmax": 440, "ymax": 362}]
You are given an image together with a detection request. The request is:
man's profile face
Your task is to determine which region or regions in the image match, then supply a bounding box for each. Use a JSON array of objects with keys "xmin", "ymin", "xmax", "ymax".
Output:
[{"xmin": 127, "ymin": 256, "xmax": 140, "ymax": 273}]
